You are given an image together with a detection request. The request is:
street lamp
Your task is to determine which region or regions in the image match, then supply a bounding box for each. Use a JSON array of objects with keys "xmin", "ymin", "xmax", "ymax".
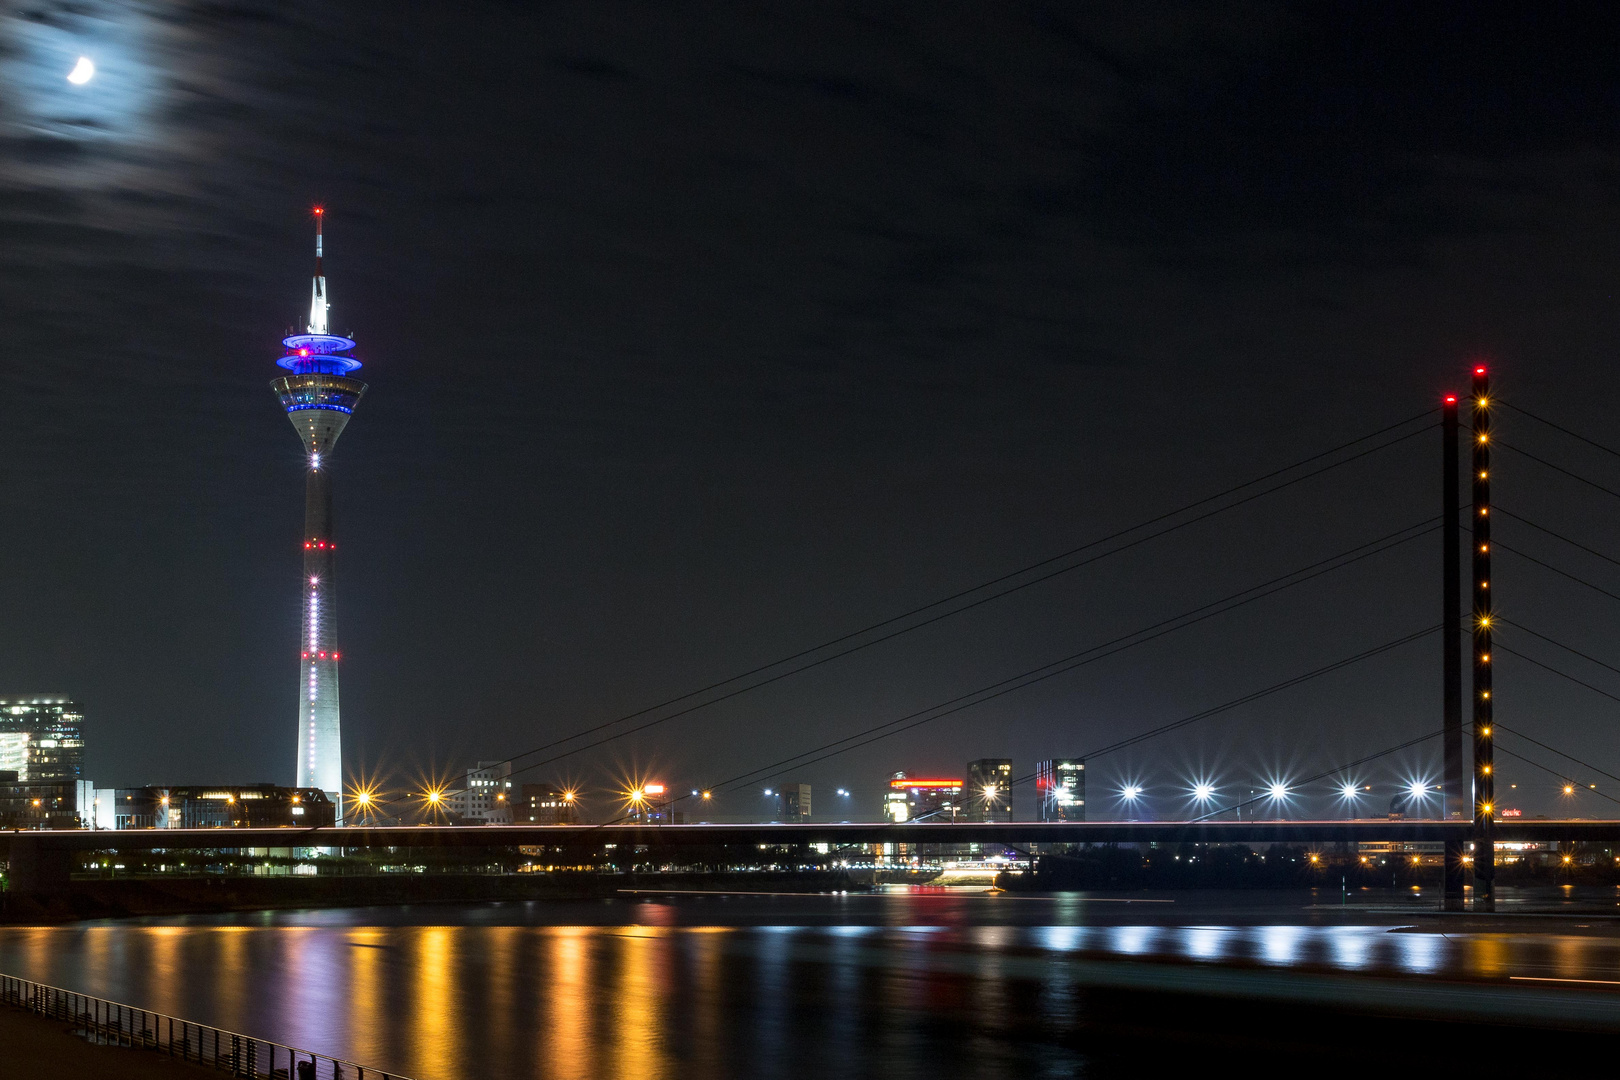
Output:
[
  {"xmin": 1264, "ymin": 781, "xmax": 1291, "ymax": 819},
  {"xmin": 1119, "ymin": 784, "xmax": 1142, "ymax": 819}
]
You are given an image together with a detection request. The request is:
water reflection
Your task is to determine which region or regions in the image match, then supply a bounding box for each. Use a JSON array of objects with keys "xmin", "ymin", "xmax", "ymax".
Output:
[{"xmin": 0, "ymin": 895, "xmax": 1618, "ymax": 1079}]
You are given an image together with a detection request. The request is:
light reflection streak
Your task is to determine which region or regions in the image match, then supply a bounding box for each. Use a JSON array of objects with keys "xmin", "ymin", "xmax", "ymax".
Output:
[
  {"xmin": 1257, "ymin": 926, "xmax": 1305, "ymax": 966},
  {"xmin": 1326, "ymin": 927, "xmax": 1374, "ymax": 971},
  {"xmin": 347, "ymin": 930, "xmax": 383, "ymax": 1066},
  {"xmin": 611, "ymin": 927, "xmax": 671, "ymax": 1080},
  {"xmin": 1180, "ymin": 927, "xmax": 1228, "ymax": 961},
  {"xmin": 546, "ymin": 928, "xmax": 594, "ymax": 1080},
  {"xmin": 1389, "ymin": 930, "xmax": 1442, "ymax": 974},
  {"xmin": 412, "ymin": 927, "xmax": 459, "ymax": 1079},
  {"xmin": 1034, "ymin": 926, "xmax": 1085, "ymax": 952},
  {"xmin": 685, "ymin": 928, "xmax": 726, "ymax": 1080},
  {"xmin": 1109, "ymin": 926, "xmax": 1156, "ymax": 955}
]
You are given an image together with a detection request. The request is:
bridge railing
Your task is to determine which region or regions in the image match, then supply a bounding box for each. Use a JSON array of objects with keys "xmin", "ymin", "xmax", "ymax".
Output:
[{"xmin": 0, "ymin": 971, "xmax": 410, "ymax": 1080}]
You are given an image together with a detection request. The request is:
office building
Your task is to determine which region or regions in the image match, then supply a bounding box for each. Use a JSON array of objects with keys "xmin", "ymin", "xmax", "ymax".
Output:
[
  {"xmin": 447, "ymin": 761, "xmax": 514, "ymax": 823},
  {"xmin": 105, "ymin": 785, "xmax": 334, "ymax": 829},
  {"xmin": 1035, "ymin": 759, "xmax": 1085, "ymax": 822},
  {"xmin": 0, "ymin": 697, "xmax": 87, "ymax": 827},
  {"xmin": 783, "ymin": 782, "xmax": 812, "ymax": 822},
  {"xmin": 883, "ymin": 772, "xmax": 963, "ymax": 823},
  {"xmin": 271, "ymin": 210, "xmax": 369, "ymax": 822},
  {"xmin": 519, "ymin": 783, "xmax": 580, "ymax": 824},
  {"xmin": 965, "ymin": 759, "xmax": 1013, "ymax": 822}
]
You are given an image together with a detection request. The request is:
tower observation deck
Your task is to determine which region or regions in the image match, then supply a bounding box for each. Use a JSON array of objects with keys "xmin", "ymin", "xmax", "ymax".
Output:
[{"xmin": 269, "ymin": 209, "xmax": 366, "ymax": 822}]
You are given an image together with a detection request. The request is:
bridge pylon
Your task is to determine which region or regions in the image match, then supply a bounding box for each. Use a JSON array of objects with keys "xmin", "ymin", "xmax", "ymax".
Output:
[
  {"xmin": 1442, "ymin": 392, "xmax": 1467, "ymax": 910},
  {"xmin": 1471, "ymin": 365, "xmax": 1495, "ymax": 911}
]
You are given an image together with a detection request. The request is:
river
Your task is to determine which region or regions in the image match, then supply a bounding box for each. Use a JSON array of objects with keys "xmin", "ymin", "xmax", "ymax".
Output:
[{"xmin": 3, "ymin": 887, "xmax": 1619, "ymax": 1077}]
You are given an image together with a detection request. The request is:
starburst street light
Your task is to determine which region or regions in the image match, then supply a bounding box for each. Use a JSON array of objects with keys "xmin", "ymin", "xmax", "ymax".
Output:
[
  {"xmin": 1118, "ymin": 784, "xmax": 1143, "ymax": 817},
  {"xmin": 1263, "ymin": 780, "xmax": 1292, "ymax": 817},
  {"xmin": 1189, "ymin": 780, "xmax": 1216, "ymax": 806}
]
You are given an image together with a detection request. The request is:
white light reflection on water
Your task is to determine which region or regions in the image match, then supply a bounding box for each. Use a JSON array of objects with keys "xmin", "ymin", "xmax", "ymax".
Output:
[
  {"xmin": 1179, "ymin": 926, "xmax": 1230, "ymax": 962},
  {"xmin": 1034, "ymin": 926, "xmax": 1086, "ymax": 952},
  {"xmin": 1325, "ymin": 926, "xmax": 1376, "ymax": 971},
  {"xmin": 1389, "ymin": 929, "xmax": 1443, "ymax": 974},
  {"xmin": 1109, "ymin": 925, "xmax": 1157, "ymax": 955},
  {"xmin": 1257, "ymin": 925, "xmax": 1306, "ymax": 966}
]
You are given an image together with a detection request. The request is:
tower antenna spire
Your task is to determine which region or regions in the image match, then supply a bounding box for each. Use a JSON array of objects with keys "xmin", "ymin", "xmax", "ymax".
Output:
[{"xmin": 308, "ymin": 207, "xmax": 328, "ymax": 334}]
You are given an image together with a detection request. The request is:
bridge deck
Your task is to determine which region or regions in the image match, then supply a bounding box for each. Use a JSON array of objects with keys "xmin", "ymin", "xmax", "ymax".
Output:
[{"xmin": 1, "ymin": 819, "xmax": 1617, "ymax": 853}]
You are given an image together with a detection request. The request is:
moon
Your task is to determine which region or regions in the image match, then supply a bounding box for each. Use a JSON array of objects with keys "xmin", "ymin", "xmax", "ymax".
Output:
[{"xmin": 67, "ymin": 56, "xmax": 95, "ymax": 85}]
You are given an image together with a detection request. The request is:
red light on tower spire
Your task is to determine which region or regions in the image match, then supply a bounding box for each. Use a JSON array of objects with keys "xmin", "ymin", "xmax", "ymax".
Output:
[
  {"xmin": 1444, "ymin": 395, "xmax": 1457, "ymax": 405},
  {"xmin": 1474, "ymin": 366, "xmax": 1486, "ymax": 376}
]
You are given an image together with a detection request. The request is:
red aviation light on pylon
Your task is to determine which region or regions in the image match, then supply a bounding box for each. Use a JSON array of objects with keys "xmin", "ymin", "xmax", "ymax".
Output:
[
  {"xmin": 1474, "ymin": 366, "xmax": 1486, "ymax": 376},
  {"xmin": 1444, "ymin": 395, "xmax": 1457, "ymax": 405}
]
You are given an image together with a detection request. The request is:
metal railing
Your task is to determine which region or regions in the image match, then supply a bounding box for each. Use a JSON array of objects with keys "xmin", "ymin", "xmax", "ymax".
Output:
[{"xmin": 0, "ymin": 972, "xmax": 411, "ymax": 1079}]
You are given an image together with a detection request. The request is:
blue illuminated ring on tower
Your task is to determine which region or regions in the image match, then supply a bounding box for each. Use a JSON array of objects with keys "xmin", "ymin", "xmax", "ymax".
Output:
[{"xmin": 278, "ymin": 333, "xmax": 363, "ymax": 375}]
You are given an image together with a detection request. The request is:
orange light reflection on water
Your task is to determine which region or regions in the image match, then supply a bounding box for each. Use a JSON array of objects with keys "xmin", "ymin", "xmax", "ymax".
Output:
[
  {"xmin": 612, "ymin": 927, "xmax": 673, "ymax": 1080},
  {"xmin": 546, "ymin": 928, "xmax": 595, "ymax": 1080},
  {"xmin": 412, "ymin": 927, "xmax": 460, "ymax": 1078}
]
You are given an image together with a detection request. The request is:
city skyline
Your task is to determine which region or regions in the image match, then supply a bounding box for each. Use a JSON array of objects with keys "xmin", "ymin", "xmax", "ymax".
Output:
[{"xmin": 2, "ymin": 6, "xmax": 1619, "ymax": 821}]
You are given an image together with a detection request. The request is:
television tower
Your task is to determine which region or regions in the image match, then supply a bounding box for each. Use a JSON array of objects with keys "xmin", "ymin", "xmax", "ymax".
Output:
[{"xmin": 269, "ymin": 208, "xmax": 367, "ymax": 821}]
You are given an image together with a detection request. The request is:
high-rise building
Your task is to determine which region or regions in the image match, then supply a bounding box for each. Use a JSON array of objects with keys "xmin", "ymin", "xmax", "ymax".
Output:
[
  {"xmin": 1035, "ymin": 759, "xmax": 1085, "ymax": 822},
  {"xmin": 965, "ymin": 759, "xmax": 1013, "ymax": 822},
  {"xmin": 0, "ymin": 697, "xmax": 86, "ymax": 827},
  {"xmin": 271, "ymin": 210, "xmax": 368, "ymax": 822},
  {"xmin": 883, "ymin": 772, "xmax": 963, "ymax": 823},
  {"xmin": 783, "ymin": 782, "xmax": 812, "ymax": 822},
  {"xmin": 519, "ymin": 783, "xmax": 580, "ymax": 824},
  {"xmin": 447, "ymin": 761, "xmax": 515, "ymax": 823}
]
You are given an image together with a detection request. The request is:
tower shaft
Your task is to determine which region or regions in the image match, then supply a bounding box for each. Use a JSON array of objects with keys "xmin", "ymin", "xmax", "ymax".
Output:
[{"xmin": 296, "ymin": 462, "xmax": 342, "ymax": 819}]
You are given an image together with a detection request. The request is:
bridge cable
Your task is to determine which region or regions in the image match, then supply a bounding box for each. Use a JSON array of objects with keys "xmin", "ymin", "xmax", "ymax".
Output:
[
  {"xmin": 1493, "ymin": 540, "xmax": 1620, "ymax": 605},
  {"xmin": 705, "ymin": 624, "xmax": 1439, "ymax": 805},
  {"xmin": 1497, "ymin": 440, "xmax": 1620, "ymax": 503},
  {"xmin": 497, "ymin": 415, "xmax": 1439, "ymax": 782},
  {"xmin": 1491, "ymin": 720, "xmax": 1620, "ymax": 791},
  {"xmin": 594, "ymin": 629, "xmax": 1438, "ymax": 828},
  {"xmin": 693, "ymin": 524, "xmax": 1439, "ymax": 793},
  {"xmin": 1493, "ymin": 642, "xmax": 1620, "ymax": 707},
  {"xmin": 1488, "ymin": 743, "xmax": 1620, "ymax": 809},
  {"xmin": 1493, "ymin": 507, "xmax": 1620, "ymax": 571},
  {"xmin": 1499, "ymin": 401, "xmax": 1620, "ymax": 462},
  {"xmin": 1499, "ymin": 619, "xmax": 1620, "ymax": 682}
]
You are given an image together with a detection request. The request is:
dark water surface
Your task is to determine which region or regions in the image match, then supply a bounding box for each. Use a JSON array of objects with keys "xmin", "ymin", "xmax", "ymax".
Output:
[{"xmin": 3, "ymin": 888, "xmax": 1620, "ymax": 1078}]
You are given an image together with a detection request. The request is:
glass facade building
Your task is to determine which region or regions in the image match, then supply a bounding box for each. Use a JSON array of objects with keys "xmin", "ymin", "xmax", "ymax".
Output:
[
  {"xmin": 1035, "ymin": 759, "xmax": 1085, "ymax": 822},
  {"xmin": 0, "ymin": 697, "xmax": 86, "ymax": 827}
]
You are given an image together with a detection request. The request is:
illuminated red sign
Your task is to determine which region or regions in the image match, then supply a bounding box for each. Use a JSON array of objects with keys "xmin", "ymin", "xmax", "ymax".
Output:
[
  {"xmin": 1500, "ymin": 808, "xmax": 1522, "ymax": 817},
  {"xmin": 890, "ymin": 778, "xmax": 962, "ymax": 789}
]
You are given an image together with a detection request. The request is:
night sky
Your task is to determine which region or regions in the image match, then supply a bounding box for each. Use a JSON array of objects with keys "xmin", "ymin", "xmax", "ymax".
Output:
[{"xmin": 5, "ymin": 2, "xmax": 1620, "ymax": 821}]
